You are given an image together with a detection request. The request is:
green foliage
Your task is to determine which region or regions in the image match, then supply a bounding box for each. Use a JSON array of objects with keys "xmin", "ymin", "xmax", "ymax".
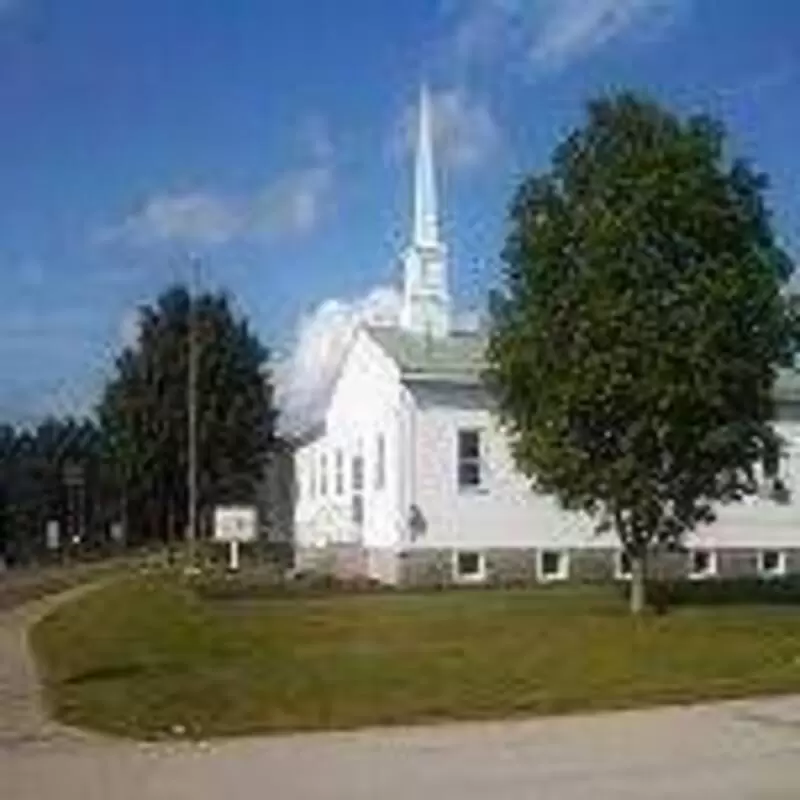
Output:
[
  {"xmin": 487, "ymin": 92, "xmax": 795, "ymax": 574},
  {"xmin": 0, "ymin": 418, "xmax": 110, "ymax": 565},
  {"xmin": 97, "ymin": 284, "xmax": 276, "ymax": 546},
  {"xmin": 648, "ymin": 576, "xmax": 800, "ymax": 608}
]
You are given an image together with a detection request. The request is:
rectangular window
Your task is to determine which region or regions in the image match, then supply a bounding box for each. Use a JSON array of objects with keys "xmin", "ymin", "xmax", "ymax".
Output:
[
  {"xmin": 335, "ymin": 450, "xmax": 344, "ymax": 495},
  {"xmin": 352, "ymin": 455, "xmax": 364, "ymax": 492},
  {"xmin": 351, "ymin": 454, "xmax": 364, "ymax": 526},
  {"xmin": 309, "ymin": 451, "xmax": 316, "ymax": 499},
  {"xmin": 539, "ymin": 550, "xmax": 569, "ymax": 581},
  {"xmin": 375, "ymin": 434, "xmax": 386, "ymax": 490},
  {"xmin": 689, "ymin": 549, "xmax": 716, "ymax": 580},
  {"xmin": 454, "ymin": 550, "xmax": 485, "ymax": 582},
  {"xmin": 352, "ymin": 495, "xmax": 364, "ymax": 525},
  {"xmin": 758, "ymin": 549, "xmax": 786, "ymax": 578},
  {"xmin": 319, "ymin": 453, "xmax": 328, "ymax": 496},
  {"xmin": 457, "ymin": 429, "xmax": 482, "ymax": 489}
]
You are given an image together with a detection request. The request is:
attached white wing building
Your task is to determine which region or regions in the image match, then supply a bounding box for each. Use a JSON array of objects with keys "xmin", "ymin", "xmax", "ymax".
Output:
[{"xmin": 289, "ymin": 86, "xmax": 800, "ymax": 586}]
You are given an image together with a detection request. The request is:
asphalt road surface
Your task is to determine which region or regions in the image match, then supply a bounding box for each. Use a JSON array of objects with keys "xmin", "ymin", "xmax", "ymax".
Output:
[{"xmin": 5, "ymin": 696, "xmax": 800, "ymax": 799}]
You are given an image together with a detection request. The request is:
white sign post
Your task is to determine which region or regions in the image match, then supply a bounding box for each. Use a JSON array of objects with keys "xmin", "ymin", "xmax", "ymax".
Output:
[{"xmin": 213, "ymin": 506, "xmax": 257, "ymax": 571}]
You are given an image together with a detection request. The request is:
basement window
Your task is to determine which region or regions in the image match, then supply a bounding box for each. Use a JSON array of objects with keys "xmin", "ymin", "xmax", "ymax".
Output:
[
  {"xmin": 453, "ymin": 550, "xmax": 485, "ymax": 582},
  {"xmin": 758, "ymin": 549, "xmax": 786, "ymax": 578},
  {"xmin": 689, "ymin": 549, "xmax": 717, "ymax": 580},
  {"xmin": 539, "ymin": 550, "xmax": 569, "ymax": 582}
]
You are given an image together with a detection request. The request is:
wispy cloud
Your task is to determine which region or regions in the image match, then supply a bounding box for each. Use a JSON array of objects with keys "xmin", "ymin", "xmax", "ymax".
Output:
[
  {"xmin": 97, "ymin": 191, "xmax": 244, "ymax": 247},
  {"xmin": 444, "ymin": 0, "xmax": 688, "ymax": 74},
  {"xmin": 390, "ymin": 86, "xmax": 501, "ymax": 170},
  {"xmin": 98, "ymin": 165, "xmax": 334, "ymax": 249},
  {"xmin": 97, "ymin": 117, "xmax": 336, "ymax": 249},
  {"xmin": 253, "ymin": 165, "xmax": 333, "ymax": 239}
]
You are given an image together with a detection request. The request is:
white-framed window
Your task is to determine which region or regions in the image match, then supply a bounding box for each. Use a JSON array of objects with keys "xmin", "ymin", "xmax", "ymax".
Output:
[
  {"xmin": 457, "ymin": 429, "xmax": 482, "ymax": 490},
  {"xmin": 352, "ymin": 495, "xmax": 364, "ymax": 526},
  {"xmin": 351, "ymin": 454, "xmax": 364, "ymax": 526},
  {"xmin": 319, "ymin": 452, "xmax": 328, "ymax": 496},
  {"xmin": 335, "ymin": 449, "xmax": 344, "ymax": 495},
  {"xmin": 614, "ymin": 550, "xmax": 632, "ymax": 581},
  {"xmin": 453, "ymin": 550, "xmax": 486, "ymax": 583},
  {"xmin": 375, "ymin": 433, "xmax": 386, "ymax": 490},
  {"xmin": 758, "ymin": 549, "xmax": 787, "ymax": 578},
  {"xmin": 688, "ymin": 549, "xmax": 717, "ymax": 580},
  {"xmin": 352, "ymin": 454, "xmax": 364, "ymax": 492},
  {"xmin": 309, "ymin": 450, "xmax": 316, "ymax": 499},
  {"xmin": 538, "ymin": 549, "xmax": 569, "ymax": 582}
]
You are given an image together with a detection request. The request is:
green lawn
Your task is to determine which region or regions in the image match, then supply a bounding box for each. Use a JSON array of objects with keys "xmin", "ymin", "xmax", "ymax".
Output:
[{"xmin": 30, "ymin": 575, "xmax": 800, "ymax": 740}]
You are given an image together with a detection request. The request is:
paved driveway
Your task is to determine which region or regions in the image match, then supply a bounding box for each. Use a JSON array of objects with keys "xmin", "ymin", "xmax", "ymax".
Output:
[{"xmin": 3, "ymin": 587, "xmax": 800, "ymax": 799}]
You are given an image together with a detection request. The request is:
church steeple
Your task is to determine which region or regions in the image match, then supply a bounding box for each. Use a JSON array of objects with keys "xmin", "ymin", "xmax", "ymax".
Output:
[
  {"xmin": 399, "ymin": 83, "xmax": 451, "ymax": 339},
  {"xmin": 413, "ymin": 84, "xmax": 439, "ymax": 248}
]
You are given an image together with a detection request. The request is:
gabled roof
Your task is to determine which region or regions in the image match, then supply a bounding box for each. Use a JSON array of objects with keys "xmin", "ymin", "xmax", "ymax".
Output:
[
  {"xmin": 365, "ymin": 325, "xmax": 485, "ymax": 384},
  {"xmin": 367, "ymin": 323, "xmax": 800, "ymax": 405}
]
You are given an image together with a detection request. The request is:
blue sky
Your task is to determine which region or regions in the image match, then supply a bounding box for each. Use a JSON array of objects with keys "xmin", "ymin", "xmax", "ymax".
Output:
[{"xmin": 0, "ymin": 0, "xmax": 798, "ymax": 423}]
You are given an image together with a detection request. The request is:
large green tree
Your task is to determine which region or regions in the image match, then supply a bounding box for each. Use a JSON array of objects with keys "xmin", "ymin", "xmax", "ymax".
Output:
[
  {"xmin": 486, "ymin": 92, "xmax": 795, "ymax": 613},
  {"xmin": 98, "ymin": 284, "xmax": 276, "ymax": 550}
]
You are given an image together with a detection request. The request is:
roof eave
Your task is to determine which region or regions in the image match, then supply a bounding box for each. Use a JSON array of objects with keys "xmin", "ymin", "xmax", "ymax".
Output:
[{"xmin": 401, "ymin": 370, "xmax": 484, "ymax": 385}]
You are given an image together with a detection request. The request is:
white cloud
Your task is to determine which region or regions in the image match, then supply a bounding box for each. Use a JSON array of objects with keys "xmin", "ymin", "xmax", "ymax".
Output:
[
  {"xmin": 530, "ymin": 0, "xmax": 682, "ymax": 67},
  {"xmin": 99, "ymin": 192, "xmax": 244, "ymax": 247},
  {"xmin": 253, "ymin": 165, "xmax": 333, "ymax": 240},
  {"xmin": 118, "ymin": 308, "xmax": 142, "ymax": 349},
  {"xmin": 392, "ymin": 87, "xmax": 501, "ymax": 170},
  {"xmin": 276, "ymin": 286, "xmax": 401, "ymax": 438},
  {"xmin": 98, "ymin": 165, "xmax": 334, "ymax": 248},
  {"xmin": 98, "ymin": 115, "xmax": 336, "ymax": 248},
  {"xmin": 445, "ymin": 0, "xmax": 687, "ymax": 74}
]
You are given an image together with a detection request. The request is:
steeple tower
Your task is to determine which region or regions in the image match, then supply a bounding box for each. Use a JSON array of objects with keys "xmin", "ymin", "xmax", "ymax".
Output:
[
  {"xmin": 413, "ymin": 83, "xmax": 438, "ymax": 248},
  {"xmin": 399, "ymin": 83, "xmax": 450, "ymax": 339}
]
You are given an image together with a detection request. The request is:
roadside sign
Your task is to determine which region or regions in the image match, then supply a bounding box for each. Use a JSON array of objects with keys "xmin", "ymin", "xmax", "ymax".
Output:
[
  {"xmin": 213, "ymin": 506, "xmax": 257, "ymax": 543},
  {"xmin": 213, "ymin": 506, "xmax": 257, "ymax": 571}
]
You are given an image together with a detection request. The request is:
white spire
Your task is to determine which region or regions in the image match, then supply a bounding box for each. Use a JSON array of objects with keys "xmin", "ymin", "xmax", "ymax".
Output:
[
  {"xmin": 413, "ymin": 83, "xmax": 439, "ymax": 248},
  {"xmin": 399, "ymin": 82, "xmax": 450, "ymax": 340}
]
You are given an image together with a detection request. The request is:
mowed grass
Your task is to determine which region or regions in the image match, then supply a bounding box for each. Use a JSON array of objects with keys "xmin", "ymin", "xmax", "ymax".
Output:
[{"xmin": 30, "ymin": 576, "xmax": 800, "ymax": 740}]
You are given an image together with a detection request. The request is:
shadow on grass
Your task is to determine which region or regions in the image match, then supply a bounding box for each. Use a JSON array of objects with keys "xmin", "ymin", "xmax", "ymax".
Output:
[
  {"xmin": 62, "ymin": 662, "xmax": 168, "ymax": 686},
  {"xmin": 635, "ymin": 577, "xmax": 800, "ymax": 611}
]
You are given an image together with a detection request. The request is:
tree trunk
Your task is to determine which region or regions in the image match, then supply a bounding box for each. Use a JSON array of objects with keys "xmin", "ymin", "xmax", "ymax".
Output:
[{"xmin": 630, "ymin": 553, "xmax": 647, "ymax": 615}]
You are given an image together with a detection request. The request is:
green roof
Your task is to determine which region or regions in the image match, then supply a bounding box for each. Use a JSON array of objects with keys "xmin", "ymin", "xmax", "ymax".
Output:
[
  {"xmin": 366, "ymin": 325, "xmax": 486, "ymax": 383},
  {"xmin": 367, "ymin": 324, "xmax": 800, "ymax": 406}
]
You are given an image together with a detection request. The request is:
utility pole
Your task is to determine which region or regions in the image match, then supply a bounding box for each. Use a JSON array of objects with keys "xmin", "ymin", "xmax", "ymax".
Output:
[{"xmin": 186, "ymin": 255, "xmax": 200, "ymax": 572}]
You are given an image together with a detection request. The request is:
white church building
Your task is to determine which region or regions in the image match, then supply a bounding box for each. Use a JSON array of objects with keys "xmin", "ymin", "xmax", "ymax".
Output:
[{"xmin": 288, "ymin": 86, "xmax": 800, "ymax": 587}]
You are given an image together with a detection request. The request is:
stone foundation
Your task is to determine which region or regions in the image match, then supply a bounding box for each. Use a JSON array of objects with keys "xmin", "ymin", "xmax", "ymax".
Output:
[
  {"xmin": 394, "ymin": 546, "xmax": 800, "ymax": 587},
  {"xmin": 295, "ymin": 545, "xmax": 400, "ymax": 583},
  {"xmin": 295, "ymin": 544, "xmax": 800, "ymax": 587},
  {"xmin": 294, "ymin": 544, "xmax": 367, "ymax": 578}
]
